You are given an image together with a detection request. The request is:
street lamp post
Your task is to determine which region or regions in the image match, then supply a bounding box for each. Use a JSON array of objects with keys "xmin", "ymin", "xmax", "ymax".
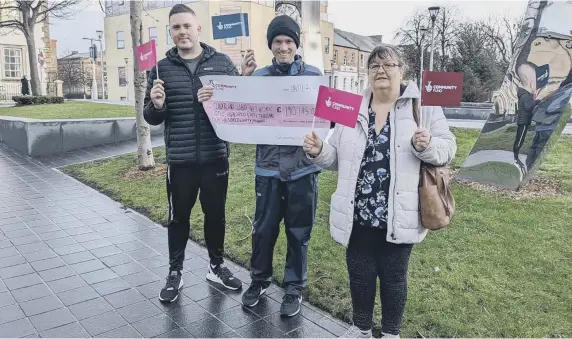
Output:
[
  {"xmin": 81, "ymin": 60, "xmax": 86, "ymax": 99},
  {"xmin": 420, "ymin": 27, "xmax": 429, "ymax": 89},
  {"xmin": 96, "ymin": 30, "xmax": 105, "ymax": 100},
  {"xmin": 124, "ymin": 57, "xmax": 129, "ymax": 102},
  {"xmin": 82, "ymin": 37, "xmax": 98, "ymax": 100},
  {"xmin": 428, "ymin": 6, "xmax": 440, "ymax": 71}
]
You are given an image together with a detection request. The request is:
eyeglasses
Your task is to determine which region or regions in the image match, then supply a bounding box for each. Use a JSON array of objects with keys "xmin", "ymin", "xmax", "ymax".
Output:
[{"xmin": 368, "ymin": 63, "xmax": 400, "ymax": 73}]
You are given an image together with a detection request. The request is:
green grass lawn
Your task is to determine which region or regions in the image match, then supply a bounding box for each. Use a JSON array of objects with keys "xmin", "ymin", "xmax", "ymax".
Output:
[
  {"xmin": 62, "ymin": 129, "xmax": 572, "ymax": 337},
  {"xmin": 0, "ymin": 101, "xmax": 135, "ymax": 119}
]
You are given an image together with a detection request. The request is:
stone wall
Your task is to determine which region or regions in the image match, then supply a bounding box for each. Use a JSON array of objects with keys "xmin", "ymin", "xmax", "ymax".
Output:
[{"xmin": 0, "ymin": 117, "xmax": 163, "ymax": 157}]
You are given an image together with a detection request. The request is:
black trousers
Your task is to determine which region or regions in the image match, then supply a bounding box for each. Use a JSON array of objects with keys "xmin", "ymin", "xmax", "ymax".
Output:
[
  {"xmin": 166, "ymin": 159, "xmax": 229, "ymax": 271},
  {"xmin": 513, "ymin": 124, "xmax": 530, "ymax": 161},
  {"xmin": 250, "ymin": 173, "xmax": 318, "ymax": 296},
  {"xmin": 346, "ymin": 226, "xmax": 413, "ymax": 335}
]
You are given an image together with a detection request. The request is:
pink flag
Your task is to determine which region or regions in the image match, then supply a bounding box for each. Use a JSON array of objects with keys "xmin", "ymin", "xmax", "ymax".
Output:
[
  {"xmin": 314, "ymin": 85, "xmax": 362, "ymax": 128},
  {"xmin": 136, "ymin": 40, "xmax": 157, "ymax": 72}
]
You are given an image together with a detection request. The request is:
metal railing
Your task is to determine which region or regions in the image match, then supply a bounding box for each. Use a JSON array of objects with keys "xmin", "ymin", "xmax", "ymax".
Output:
[{"xmin": 0, "ymin": 82, "xmax": 22, "ymax": 101}]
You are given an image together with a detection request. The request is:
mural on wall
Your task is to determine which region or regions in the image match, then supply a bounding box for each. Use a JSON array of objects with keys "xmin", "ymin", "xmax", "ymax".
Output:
[{"xmin": 457, "ymin": 0, "xmax": 572, "ymax": 190}]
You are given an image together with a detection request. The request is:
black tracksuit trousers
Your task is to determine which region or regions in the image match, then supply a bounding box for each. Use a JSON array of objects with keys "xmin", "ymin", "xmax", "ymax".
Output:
[
  {"xmin": 166, "ymin": 159, "xmax": 229, "ymax": 272},
  {"xmin": 250, "ymin": 173, "xmax": 318, "ymax": 296}
]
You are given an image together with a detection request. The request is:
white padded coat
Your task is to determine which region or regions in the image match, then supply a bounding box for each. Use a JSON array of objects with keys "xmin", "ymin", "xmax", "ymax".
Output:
[{"xmin": 309, "ymin": 80, "xmax": 457, "ymax": 247}]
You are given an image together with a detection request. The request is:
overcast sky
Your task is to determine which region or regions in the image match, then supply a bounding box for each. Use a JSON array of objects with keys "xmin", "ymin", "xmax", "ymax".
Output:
[{"xmin": 50, "ymin": 0, "xmax": 530, "ymax": 57}]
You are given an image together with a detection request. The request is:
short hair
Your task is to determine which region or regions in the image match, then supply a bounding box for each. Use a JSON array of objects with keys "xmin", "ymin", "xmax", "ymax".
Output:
[
  {"xmin": 169, "ymin": 4, "xmax": 195, "ymax": 18},
  {"xmin": 367, "ymin": 44, "xmax": 408, "ymax": 73}
]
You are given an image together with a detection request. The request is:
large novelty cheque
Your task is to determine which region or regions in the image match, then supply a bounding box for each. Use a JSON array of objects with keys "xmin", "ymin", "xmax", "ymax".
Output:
[{"xmin": 199, "ymin": 75, "xmax": 330, "ymax": 146}]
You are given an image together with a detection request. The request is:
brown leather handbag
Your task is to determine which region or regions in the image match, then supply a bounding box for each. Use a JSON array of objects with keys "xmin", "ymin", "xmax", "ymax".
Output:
[{"xmin": 412, "ymin": 98, "xmax": 455, "ymax": 230}]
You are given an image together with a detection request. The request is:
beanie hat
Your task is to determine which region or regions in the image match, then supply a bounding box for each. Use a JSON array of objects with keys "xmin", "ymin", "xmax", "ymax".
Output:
[{"xmin": 266, "ymin": 15, "xmax": 300, "ymax": 49}]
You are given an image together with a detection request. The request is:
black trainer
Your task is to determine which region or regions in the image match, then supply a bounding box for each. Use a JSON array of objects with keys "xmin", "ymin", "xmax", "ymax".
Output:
[
  {"xmin": 206, "ymin": 264, "xmax": 242, "ymax": 290},
  {"xmin": 159, "ymin": 270, "xmax": 183, "ymax": 302},
  {"xmin": 241, "ymin": 281, "xmax": 269, "ymax": 307},
  {"xmin": 280, "ymin": 293, "xmax": 302, "ymax": 317}
]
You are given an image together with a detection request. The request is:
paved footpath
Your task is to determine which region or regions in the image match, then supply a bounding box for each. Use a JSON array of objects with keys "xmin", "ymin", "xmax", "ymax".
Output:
[{"xmin": 0, "ymin": 140, "xmax": 349, "ymax": 338}]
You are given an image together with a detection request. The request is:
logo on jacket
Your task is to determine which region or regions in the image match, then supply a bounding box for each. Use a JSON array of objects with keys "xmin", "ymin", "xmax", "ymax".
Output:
[
  {"xmin": 325, "ymin": 96, "xmax": 355, "ymax": 111},
  {"xmin": 207, "ymin": 79, "xmax": 237, "ymax": 90},
  {"xmin": 425, "ymin": 80, "xmax": 457, "ymax": 93}
]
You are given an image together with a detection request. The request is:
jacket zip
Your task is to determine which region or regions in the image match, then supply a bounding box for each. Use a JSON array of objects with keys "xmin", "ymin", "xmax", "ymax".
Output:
[{"xmin": 175, "ymin": 53, "xmax": 208, "ymax": 164}]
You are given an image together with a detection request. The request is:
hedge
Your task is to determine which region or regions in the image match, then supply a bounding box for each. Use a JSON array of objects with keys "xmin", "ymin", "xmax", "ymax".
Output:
[{"xmin": 12, "ymin": 96, "xmax": 64, "ymax": 106}]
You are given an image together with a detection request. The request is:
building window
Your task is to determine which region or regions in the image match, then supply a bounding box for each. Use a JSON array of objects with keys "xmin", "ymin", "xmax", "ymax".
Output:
[
  {"xmin": 343, "ymin": 55, "xmax": 347, "ymax": 65},
  {"xmin": 360, "ymin": 54, "xmax": 364, "ymax": 68},
  {"xmin": 324, "ymin": 37, "xmax": 330, "ymax": 54},
  {"xmin": 360, "ymin": 79, "xmax": 364, "ymax": 92},
  {"xmin": 351, "ymin": 77, "xmax": 354, "ymax": 91},
  {"xmin": 343, "ymin": 78, "xmax": 346, "ymax": 90},
  {"xmin": 351, "ymin": 53, "xmax": 355, "ymax": 65},
  {"xmin": 3, "ymin": 48, "xmax": 23, "ymax": 78},
  {"xmin": 166, "ymin": 25, "xmax": 173, "ymax": 45},
  {"xmin": 333, "ymin": 49, "xmax": 337, "ymax": 61},
  {"xmin": 225, "ymin": 37, "xmax": 237, "ymax": 45},
  {"xmin": 149, "ymin": 27, "xmax": 157, "ymax": 45},
  {"xmin": 118, "ymin": 67, "xmax": 127, "ymax": 86},
  {"xmin": 116, "ymin": 31, "xmax": 125, "ymax": 49},
  {"xmin": 333, "ymin": 76, "xmax": 338, "ymax": 89}
]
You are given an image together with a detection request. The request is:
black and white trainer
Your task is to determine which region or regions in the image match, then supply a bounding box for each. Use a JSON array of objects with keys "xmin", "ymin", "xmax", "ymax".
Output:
[
  {"xmin": 159, "ymin": 270, "xmax": 183, "ymax": 303},
  {"xmin": 206, "ymin": 263, "xmax": 242, "ymax": 290},
  {"xmin": 280, "ymin": 294, "xmax": 303, "ymax": 317},
  {"xmin": 241, "ymin": 281, "xmax": 269, "ymax": 307}
]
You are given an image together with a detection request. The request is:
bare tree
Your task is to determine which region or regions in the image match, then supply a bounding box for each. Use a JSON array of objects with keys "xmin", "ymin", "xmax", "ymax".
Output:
[
  {"xmin": 395, "ymin": 10, "xmax": 431, "ymax": 82},
  {"xmin": 0, "ymin": 0, "xmax": 84, "ymax": 96},
  {"xmin": 479, "ymin": 14, "xmax": 523, "ymax": 70},
  {"xmin": 58, "ymin": 58, "xmax": 82, "ymax": 92},
  {"xmin": 436, "ymin": 6, "xmax": 460, "ymax": 71},
  {"xmin": 130, "ymin": 0, "xmax": 155, "ymax": 170}
]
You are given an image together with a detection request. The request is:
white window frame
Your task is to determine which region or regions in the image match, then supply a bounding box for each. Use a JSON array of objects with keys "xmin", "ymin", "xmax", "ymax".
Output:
[
  {"xmin": 118, "ymin": 66, "xmax": 127, "ymax": 87},
  {"xmin": 324, "ymin": 37, "xmax": 330, "ymax": 54},
  {"xmin": 166, "ymin": 25, "xmax": 173, "ymax": 45},
  {"xmin": 343, "ymin": 55, "xmax": 347, "ymax": 65},
  {"xmin": 225, "ymin": 37, "xmax": 237, "ymax": 45},
  {"xmin": 117, "ymin": 31, "xmax": 125, "ymax": 49},
  {"xmin": 3, "ymin": 47, "xmax": 24, "ymax": 79},
  {"xmin": 149, "ymin": 27, "xmax": 158, "ymax": 45}
]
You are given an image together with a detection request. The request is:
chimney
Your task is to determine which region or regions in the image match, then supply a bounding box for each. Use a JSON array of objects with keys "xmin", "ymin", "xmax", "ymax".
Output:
[
  {"xmin": 369, "ymin": 35, "xmax": 383, "ymax": 44},
  {"xmin": 71, "ymin": 51, "xmax": 78, "ymax": 55}
]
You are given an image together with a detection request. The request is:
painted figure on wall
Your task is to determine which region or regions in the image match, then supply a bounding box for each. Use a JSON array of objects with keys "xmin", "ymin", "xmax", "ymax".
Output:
[{"xmin": 457, "ymin": 0, "xmax": 572, "ymax": 190}]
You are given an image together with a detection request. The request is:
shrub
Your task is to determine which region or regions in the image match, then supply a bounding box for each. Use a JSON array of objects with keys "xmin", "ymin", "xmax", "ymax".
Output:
[{"xmin": 12, "ymin": 96, "xmax": 64, "ymax": 106}]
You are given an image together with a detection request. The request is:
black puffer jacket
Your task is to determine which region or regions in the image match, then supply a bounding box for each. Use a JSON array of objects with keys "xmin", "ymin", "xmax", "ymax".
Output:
[{"xmin": 144, "ymin": 43, "xmax": 239, "ymax": 165}]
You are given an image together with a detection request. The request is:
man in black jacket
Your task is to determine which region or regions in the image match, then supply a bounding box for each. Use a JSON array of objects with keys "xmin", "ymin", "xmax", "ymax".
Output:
[{"xmin": 143, "ymin": 4, "xmax": 256, "ymax": 303}]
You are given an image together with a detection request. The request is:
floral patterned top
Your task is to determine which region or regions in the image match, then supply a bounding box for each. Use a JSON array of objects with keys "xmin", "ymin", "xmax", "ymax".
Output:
[{"xmin": 354, "ymin": 103, "xmax": 391, "ymax": 229}]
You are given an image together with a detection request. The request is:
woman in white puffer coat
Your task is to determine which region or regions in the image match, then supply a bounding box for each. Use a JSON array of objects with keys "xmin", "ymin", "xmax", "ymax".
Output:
[{"xmin": 303, "ymin": 45, "xmax": 456, "ymax": 338}]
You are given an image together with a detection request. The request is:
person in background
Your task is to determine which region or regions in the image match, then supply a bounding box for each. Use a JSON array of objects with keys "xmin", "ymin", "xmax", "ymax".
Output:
[
  {"xmin": 513, "ymin": 62, "xmax": 540, "ymax": 175},
  {"xmin": 20, "ymin": 76, "xmax": 30, "ymax": 96},
  {"xmin": 143, "ymin": 3, "xmax": 256, "ymax": 303},
  {"xmin": 303, "ymin": 45, "xmax": 456, "ymax": 337}
]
